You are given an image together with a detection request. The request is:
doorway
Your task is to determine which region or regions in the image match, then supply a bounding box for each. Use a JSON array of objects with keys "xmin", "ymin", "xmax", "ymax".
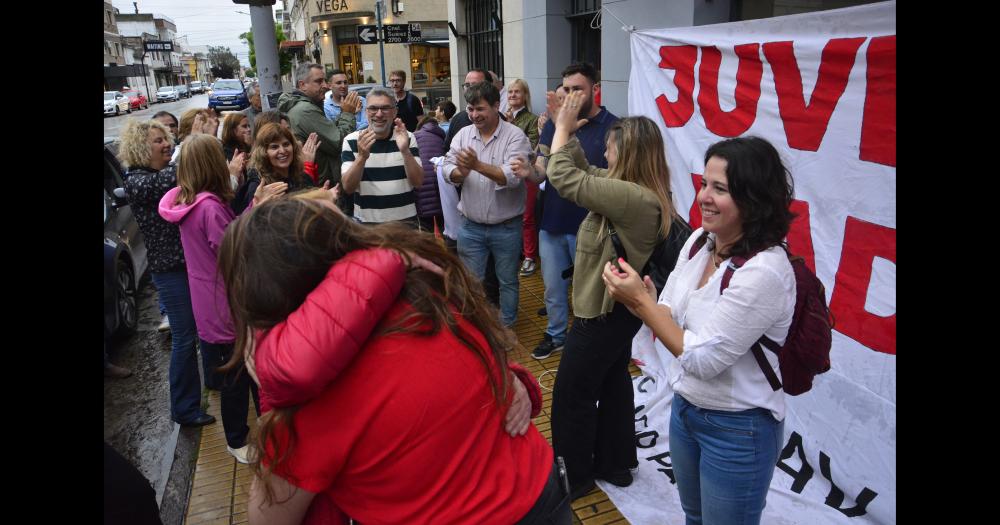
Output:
[{"xmin": 338, "ymin": 44, "xmax": 364, "ymax": 84}]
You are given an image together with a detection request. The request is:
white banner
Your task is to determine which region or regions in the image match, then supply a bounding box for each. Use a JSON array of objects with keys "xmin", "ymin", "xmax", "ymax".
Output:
[{"xmin": 611, "ymin": 2, "xmax": 896, "ymax": 524}]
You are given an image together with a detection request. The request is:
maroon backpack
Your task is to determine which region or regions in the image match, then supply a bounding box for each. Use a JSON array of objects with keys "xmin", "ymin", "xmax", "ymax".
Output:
[{"xmin": 690, "ymin": 233, "xmax": 833, "ymax": 396}]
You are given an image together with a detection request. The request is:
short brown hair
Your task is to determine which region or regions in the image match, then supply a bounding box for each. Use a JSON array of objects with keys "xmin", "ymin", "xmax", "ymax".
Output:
[{"xmin": 389, "ymin": 69, "xmax": 406, "ymax": 82}]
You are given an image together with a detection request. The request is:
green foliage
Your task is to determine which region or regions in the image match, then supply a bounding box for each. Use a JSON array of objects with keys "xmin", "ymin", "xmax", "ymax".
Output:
[
  {"xmin": 241, "ymin": 23, "xmax": 292, "ymax": 77},
  {"xmin": 207, "ymin": 46, "xmax": 240, "ymax": 79}
]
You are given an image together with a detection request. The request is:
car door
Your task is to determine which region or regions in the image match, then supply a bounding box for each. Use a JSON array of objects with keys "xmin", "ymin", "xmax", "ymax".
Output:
[{"xmin": 104, "ymin": 147, "xmax": 147, "ymax": 280}]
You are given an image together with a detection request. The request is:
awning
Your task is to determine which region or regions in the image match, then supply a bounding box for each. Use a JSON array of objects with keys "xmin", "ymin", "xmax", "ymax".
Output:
[{"xmin": 280, "ymin": 40, "xmax": 306, "ymax": 50}]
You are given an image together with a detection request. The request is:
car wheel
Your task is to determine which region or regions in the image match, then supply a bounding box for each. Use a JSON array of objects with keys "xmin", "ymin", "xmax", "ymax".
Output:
[
  {"xmin": 127, "ymin": 106, "xmax": 132, "ymax": 114},
  {"xmin": 115, "ymin": 106, "xmax": 120, "ymax": 116},
  {"xmin": 115, "ymin": 259, "xmax": 137, "ymax": 337}
]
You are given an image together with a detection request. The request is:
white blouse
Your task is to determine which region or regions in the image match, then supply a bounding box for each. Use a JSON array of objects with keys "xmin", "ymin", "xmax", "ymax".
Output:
[{"xmin": 657, "ymin": 228, "xmax": 796, "ymax": 421}]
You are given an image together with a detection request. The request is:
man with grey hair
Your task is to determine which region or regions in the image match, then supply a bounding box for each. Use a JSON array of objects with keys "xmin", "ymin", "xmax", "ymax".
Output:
[
  {"xmin": 278, "ymin": 63, "xmax": 362, "ymax": 205},
  {"xmin": 240, "ymin": 83, "xmax": 262, "ymax": 134},
  {"xmin": 340, "ymin": 86, "xmax": 423, "ymax": 224}
]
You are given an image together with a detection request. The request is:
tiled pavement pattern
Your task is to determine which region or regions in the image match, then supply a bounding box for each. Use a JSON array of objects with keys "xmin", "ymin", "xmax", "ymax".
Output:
[{"xmin": 184, "ymin": 271, "xmax": 639, "ymax": 525}]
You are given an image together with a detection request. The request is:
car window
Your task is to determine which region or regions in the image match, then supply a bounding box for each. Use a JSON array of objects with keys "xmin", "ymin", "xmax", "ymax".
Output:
[
  {"xmin": 104, "ymin": 150, "xmax": 125, "ymax": 196},
  {"xmin": 104, "ymin": 92, "xmax": 116, "ymax": 100},
  {"xmin": 212, "ymin": 81, "xmax": 243, "ymax": 91}
]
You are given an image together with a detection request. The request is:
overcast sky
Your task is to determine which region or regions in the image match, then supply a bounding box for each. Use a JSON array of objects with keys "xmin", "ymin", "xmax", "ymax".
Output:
[{"xmin": 111, "ymin": 0, "xmax": 280, "ymax": 67}]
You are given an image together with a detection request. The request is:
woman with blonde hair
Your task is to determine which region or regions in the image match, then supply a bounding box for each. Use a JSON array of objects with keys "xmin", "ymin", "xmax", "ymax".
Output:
[
  {"xmin": 118, "ymin": 118, "xmax": 215, "ymax": 428},
  {"xmin": 517, "ymin": 91, "xmax": 679, "ymax": 498},
  {"xmin": 506, "ymin": 78, "xmax": 542, "ymax": 277},
  {"xmin": 158, "ymin": 133, "xmax": 283, "ymax": 463}
]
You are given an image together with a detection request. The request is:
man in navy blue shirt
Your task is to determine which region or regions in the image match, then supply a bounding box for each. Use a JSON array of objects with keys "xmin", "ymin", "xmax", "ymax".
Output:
[{"xmin": 527, "ymin": 62, "xmax": 618, "ymax": 359}]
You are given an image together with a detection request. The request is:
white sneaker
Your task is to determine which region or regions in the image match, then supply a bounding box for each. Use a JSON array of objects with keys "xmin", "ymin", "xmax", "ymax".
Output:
[
  {"xmin": 158, "ymin": 315, "xmax": 170, "ymax": 332},
  {"xmin": 227, "ymin": 445, "xmax": 250, "ymax": 464}
]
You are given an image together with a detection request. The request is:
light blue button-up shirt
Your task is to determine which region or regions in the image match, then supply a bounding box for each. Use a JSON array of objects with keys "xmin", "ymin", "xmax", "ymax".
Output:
[{"xmin": 324, "ymin": 92, "xmax": 368, "ymax": 130}]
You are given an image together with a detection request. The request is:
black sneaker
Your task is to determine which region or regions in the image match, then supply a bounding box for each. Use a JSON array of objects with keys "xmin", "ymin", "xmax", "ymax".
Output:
[
  {"xmin": 596, "ymin": 469, "xmax": 634, "ymax": 488},
  {"xmin": 570, "ymin": 479, "xmax": 597, "ymax": 501},
  {"xmin": 532, "ymin": 336, "xmax": 564, "ymax": 360}
]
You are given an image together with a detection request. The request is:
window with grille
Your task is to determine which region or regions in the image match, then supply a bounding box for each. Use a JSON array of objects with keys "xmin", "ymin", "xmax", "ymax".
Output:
[
  {"xmin": 464, "ymin": 0, "xmax": 503, "ymax": 81},
  {"xmin": 568, "ymin": 0, "xmax": 601, "ymax": 72}
]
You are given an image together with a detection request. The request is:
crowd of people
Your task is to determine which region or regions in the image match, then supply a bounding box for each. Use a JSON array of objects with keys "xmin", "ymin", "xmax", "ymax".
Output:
[{"xmin": 108, "ymin": 59, "xmax": 801, "ymax": 525}]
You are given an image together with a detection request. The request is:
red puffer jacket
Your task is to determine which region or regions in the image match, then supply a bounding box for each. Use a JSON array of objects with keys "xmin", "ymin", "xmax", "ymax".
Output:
[{"xmin": 254, "ymin": 248, "xmax": 541, "ymax": 415}]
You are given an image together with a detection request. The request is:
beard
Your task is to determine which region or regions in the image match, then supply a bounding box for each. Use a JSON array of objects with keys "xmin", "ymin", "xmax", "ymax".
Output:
[{"xmin": 578, "ymin": 97, "xmax": 594, "ymax": 119}]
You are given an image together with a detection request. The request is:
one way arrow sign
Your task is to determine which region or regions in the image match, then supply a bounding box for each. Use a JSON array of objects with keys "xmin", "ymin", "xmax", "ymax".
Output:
[{"xmin": 357, "ymin": 25, "xmax": 378, "ymax": 44}]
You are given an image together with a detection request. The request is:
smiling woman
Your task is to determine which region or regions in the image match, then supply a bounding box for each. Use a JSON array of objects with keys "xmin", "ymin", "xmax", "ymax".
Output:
[{"xmin": 250, "ymin": 123, "xmax": 313, "ymax": 192}]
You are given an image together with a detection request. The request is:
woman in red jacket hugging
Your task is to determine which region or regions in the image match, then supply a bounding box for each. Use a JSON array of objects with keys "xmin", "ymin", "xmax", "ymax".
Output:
[{"xmin": 217, "ymin": 195, "xmax": 571, "ymax": 525}]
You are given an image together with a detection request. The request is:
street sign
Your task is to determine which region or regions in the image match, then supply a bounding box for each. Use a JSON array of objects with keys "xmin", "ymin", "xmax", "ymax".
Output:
[
  {"xmin": 357, "ymin": 25, "xmax": 378, "ymax": 45},
  {"xmin": 383, "ymin": 23, "xmax": 422, "ymax": 43},
  {"xmin": 144, "ymin": 40, "xmax": 174, "ymax": 52}
]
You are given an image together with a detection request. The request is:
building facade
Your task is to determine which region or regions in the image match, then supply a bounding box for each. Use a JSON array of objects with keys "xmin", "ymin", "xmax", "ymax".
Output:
[
  {"xmin": 286, "ymin": 0, "xmax": 452, "ymax": 107},
  {"xmin": 449, "ymin": 0, "xmax": 883, "ymax": 117},
  {"xmin": 117, "ymin": 13, "xmax": 187, "ymax": 89}
]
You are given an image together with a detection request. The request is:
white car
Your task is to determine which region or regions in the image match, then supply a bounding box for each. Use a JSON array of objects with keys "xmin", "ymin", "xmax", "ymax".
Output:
[
  {"xmin": 104, "ymin": 91, "xmax": 131, "ymax": 117},
  {"xmin": 156, "ymin": 86, "xmax": 179, "ymax": 103}
]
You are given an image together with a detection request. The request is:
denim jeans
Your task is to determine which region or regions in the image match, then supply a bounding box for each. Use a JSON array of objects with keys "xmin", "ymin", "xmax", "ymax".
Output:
[
  {"xmin": 538, "ymin": 230, "xmax": 576, "ymax": 345},
  {"xmin": 200, "ymin": 340, "xmax": 261, "ymax": 449},
  {"xmin": 152, "ymin": 271, "xmax": 208, "ymax": 423},
  {"xmin": 457, "ymin": 216, "xmax": 523, "ymax": 326},
  {"xmin": 551, "ymin": 303, "xmax": 642, "ymax": 489},
  {"xmin": 670, "ymin": 394, "xmax": 784, "ymax": 525}
]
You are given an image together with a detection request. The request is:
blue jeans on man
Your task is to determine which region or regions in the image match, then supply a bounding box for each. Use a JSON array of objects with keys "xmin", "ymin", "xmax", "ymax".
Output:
[
  {"xmin": 538, "ymin": 230, "xmax": 576, "ymax": 346},
  {"xmin": 151, "ymin": 271, "xmax": 210, "ymax": 424},
  {"xmin": 458, "ymin": 216, "xmax": 523, "ymax": 326}
]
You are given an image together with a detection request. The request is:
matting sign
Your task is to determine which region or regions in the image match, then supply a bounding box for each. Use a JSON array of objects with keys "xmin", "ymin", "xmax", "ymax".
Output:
[{"xmin": 615, "ymin": 1, "xmax": 895, "ymax": 524}]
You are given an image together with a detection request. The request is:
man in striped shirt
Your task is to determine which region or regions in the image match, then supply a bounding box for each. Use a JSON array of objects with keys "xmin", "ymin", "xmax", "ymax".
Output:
[{"xmin": 341, "ymin": 86, "xmax": 424, "ymax": 224}]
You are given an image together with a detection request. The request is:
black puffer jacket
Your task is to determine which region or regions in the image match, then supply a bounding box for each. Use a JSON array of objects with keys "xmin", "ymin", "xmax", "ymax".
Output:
[
  {"xmin": 123, "ymin": 165, "xmax": 186, "ymax": 273},
  {"xmin": 413, "ymin": 121, "xmax": 446, "ymax": 218}
]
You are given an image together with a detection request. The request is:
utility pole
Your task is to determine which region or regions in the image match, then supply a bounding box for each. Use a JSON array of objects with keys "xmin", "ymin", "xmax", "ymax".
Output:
[
  {"xmin": 235, "ymin": 0, "xmax": 280, "ymax": 110},
  {"xmin": 376, "ymin": 0, "xmax": 386, "ymax": 86}
]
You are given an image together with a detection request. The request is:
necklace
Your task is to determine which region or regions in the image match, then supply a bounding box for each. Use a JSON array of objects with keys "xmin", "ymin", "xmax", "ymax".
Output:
[{"xmin": 711, "ymin": 250, "xmax": 722, "ymax": 268}]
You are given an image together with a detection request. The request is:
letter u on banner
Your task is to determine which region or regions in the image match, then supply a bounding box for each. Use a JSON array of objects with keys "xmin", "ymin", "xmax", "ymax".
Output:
[{"xmin": 698, "ymin": 44, "xmax": 763, "ymax": 137}]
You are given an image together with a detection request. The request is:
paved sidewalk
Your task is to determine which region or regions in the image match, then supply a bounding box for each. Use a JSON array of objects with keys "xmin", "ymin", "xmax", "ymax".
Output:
[{"xmin": 182, "ymin": 271, "xmax": 634, "ymax": 525}]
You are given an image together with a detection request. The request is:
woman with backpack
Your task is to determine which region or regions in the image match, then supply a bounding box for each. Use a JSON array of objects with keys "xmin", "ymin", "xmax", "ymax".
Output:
[
  {"xmin": 602, "ymin": 136, "xmax": 797, "ymax": 525},
  {"xmin": 523, "ymin": 90, "xmax": 676, "ymax": 500}
]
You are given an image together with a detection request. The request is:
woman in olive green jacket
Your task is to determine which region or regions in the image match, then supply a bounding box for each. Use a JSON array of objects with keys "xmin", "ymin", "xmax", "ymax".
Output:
[{"xmin": 534, "ymin": 91, "xmax": 676, "ymax": 498}]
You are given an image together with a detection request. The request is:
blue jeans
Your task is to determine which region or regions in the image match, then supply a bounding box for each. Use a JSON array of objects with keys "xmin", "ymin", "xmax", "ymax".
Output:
[
  {"xmin": 152, "ymin": 271, "xmax": 208, "ymax": 423},
  {"xmin": 200, "ymin": 340, "xmax": 261, "ymax": 448},
  {"xmin": 458, "ymin": 216, "xmax": 523, "ymax": 326},
  {"xmin": 670, "ymin": 394, "xmax": 784, "ymax": 525},
  {"xmin": 538, "ymin": 230, "xmax": 576, "ymax": 345}
]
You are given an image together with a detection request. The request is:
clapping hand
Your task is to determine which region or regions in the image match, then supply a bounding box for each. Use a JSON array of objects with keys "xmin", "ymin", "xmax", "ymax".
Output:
[
  {"xmin": 392, "ymin": 118, "xmax": 410, "ymax": 151},
  {"xmin": 544, "ymin": 91, "xmax": 562, "ymax": 124},
  {"xmin": 228, "ymin": 151, "xmax": 247, "ymax": 180},
  {"xmin": 456, "ymin": 147, "xmax": 479, "ymax": 172},
  {"xmin": 253, "ymin": 181, "xmax": 288, "ymax": 206},
  {"xmin": 191, "ymin": 113, "xmax": 207, "ymax": 135},
  {"xmin": 356, "ymin": 128, "xmax": 376, "ymax": 159},
  {"xmin": 343, "ymin": 91, "xmax": 362, "ymax": 113},
  {"xmin": 602, "ymin": 258, "xmax": 656, "ymax": 316},
  {"xmin": 511, "ymin": 155, "xmax": 534, "ymax": 180},
  {"xmin": 301, "ymin": 132, "xmax": 321, "ymax": 164},
  {"xmin": 320, "ymin": 180, "xmax": 341, "ymax": 203}
]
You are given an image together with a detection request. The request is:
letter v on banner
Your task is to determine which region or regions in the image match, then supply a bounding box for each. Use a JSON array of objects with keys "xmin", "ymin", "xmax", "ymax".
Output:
[{"xmin": 763, "ymin": 38, "xmax": 865, "ymax": 152}]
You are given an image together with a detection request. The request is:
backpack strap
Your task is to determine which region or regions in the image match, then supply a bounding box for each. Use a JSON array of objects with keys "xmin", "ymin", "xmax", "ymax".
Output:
[
  {"xmin": 689, "ymin": 231, "xmax": 710, "ymax": 259},
  {"xmin": 718, "ymin": 250, "xmax": 783, "ymax": 392}
]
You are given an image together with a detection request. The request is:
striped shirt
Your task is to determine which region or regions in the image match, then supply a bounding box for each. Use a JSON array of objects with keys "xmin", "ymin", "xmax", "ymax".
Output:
[{"xmin": 341, "ymin": 131, "xmax": 421, "ymax": 223}]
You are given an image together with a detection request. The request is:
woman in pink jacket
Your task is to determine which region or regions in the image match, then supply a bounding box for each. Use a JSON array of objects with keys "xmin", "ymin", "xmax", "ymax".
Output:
[
  {"xmin": 217, "ymin": 196, "xmax": 571, "ymax": 525},
  {"xmin": 158, "ymin": 133, "xmax": 285, "ymax": 463}
]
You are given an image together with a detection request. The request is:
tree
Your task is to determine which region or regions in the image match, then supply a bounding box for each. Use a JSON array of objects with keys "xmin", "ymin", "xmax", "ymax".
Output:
[
  {"xmin": 240, "ymin": 23, "xmax": 292, "ymax": 77},
  {"xmin": 208, "ymin": 46, "xmax": 241, "ymax": 79}
]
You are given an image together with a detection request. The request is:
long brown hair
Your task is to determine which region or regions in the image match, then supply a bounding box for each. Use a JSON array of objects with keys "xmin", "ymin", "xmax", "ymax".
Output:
[
  {"xmin": 176, "ymin": 134, "xmax": 234, "ymax": 205},
  {"xmin": 221, "ymin": 112, "xmax": 251, "ymax": 153},
  {"xmin": 605, "ymin": 116, "xmax": 674, "ymax": 237},
  {"xmin": 217, "ymin": 197, "xmax": 515, "ymax": 503},
  {"xmin": 250, "ymin": 123, "xmax": 306, "ymax": 186}
]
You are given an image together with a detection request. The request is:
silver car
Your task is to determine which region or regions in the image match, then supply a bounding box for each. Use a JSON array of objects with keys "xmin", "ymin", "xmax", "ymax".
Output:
[
  {"xmin": 104, "ymin": 91, "xmax": 131, "ymax": 116},
  {"xmin": 156, "ymin": 85, "xmax": 179, "ymax": 103}
]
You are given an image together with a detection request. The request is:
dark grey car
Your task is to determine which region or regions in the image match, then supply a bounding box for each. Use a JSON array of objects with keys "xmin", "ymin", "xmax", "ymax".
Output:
[{"xmin": 104, "ymin": 141, "xmax": 148, "ymax": 339}]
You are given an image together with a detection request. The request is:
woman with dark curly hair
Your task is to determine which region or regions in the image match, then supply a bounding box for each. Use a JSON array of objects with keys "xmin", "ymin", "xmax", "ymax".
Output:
[
  {"xmin": 603, "ymin": 136, "xmax": 797, "ymax": 525},
  {"xmin": 217, "ymin": 195, "xmax": 570, "ymax": 525}
]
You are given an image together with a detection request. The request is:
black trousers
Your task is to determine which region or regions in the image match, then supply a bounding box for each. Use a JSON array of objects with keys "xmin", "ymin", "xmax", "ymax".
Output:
[
  {"xmin": 514, "ymin": 460, "xmax": 573, "ymax": 525},
  {"xmin": 201, "ymin": 341, "xmax": 261, "ymax": 449},
  {"xmin": 551, "ymin": 303, "xmax": 642, "ymax": 489}
]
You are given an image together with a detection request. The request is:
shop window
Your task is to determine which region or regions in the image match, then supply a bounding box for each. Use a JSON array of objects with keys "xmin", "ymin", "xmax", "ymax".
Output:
[{"xmin": 410, "ymin": 45, "xmax": 450, "ymax": 87}]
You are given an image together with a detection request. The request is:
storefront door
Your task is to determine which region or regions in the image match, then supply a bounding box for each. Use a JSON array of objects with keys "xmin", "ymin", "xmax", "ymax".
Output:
[{"xmin": 338, "ymin": 44, "xmax": 364, "ymax": 84}]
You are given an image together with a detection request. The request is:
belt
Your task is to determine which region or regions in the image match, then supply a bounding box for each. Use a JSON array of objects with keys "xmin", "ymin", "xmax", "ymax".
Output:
[{"xmin": 467, "ymin": 214, "xmax": 522, "ymax": 227}]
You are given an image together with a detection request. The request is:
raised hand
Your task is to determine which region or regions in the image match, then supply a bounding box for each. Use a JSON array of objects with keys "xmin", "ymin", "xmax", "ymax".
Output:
[
  {"xmin": 228, "ymin": 151, "xmax": 246, "ymax": 179},
  {"xmin": 456, "ymin": 147, "xmax": 479, "ymax": 171},
  {"xmin": 301, "ymin": 132, "xmax": 321, "ymax": 164},
  {"xmin": 537, "ymin": 113, "xmax": 549, "ymax": 133},
  {"xmin": 392, "ymin": 118, "xmax": 410, "ymax": 152},
  {"xmin": 511, "ymin": 155, "xmax": 534, "ymax": 179},
  {"xmin": 254, "ymin": 181, "xmax": 288, "ymax": 205},
  {"xmin": 555, "ymin": 90, "xmax": 589, "ymax": 134},
  {"xmin": 191, "ymin": 113, "xmax": 207, "ymax": 135},
  {"xmin": 544, "ymin": 91, "xmax": 562, "ymax": 124},
  {"xmin": 343, "ymin": 91, "xmax": 362, "ymax": 113},
  {"xmin": 356, "ymin": 128, "xmax": 376, "ymax": 159}
]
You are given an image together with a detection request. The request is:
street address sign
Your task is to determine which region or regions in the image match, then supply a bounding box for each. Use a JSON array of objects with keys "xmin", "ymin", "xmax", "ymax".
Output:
[
  {"xmin": 144, "ymin": 40, "xmax": 174, "ymax": 52},
  {"xmin": 356, "ymin": 23, "xmax": 422, "ymax": 44},
  {"xmin": 357, "ymin": 25, "xmax": 377, "ymax": 44}
]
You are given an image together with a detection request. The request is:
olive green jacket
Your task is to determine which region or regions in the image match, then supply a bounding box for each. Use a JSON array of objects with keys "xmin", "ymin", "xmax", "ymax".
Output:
[
  {"xmin": 510, "ymin": 108, "xmax": 539, "ymax": 149},
  {"xmin": 546, "ymin": 137, "xmax": 663, "ymax": 319},
  {"xmin": 277, "ymin": 90, "xmax": 357, "ymax": 186}
]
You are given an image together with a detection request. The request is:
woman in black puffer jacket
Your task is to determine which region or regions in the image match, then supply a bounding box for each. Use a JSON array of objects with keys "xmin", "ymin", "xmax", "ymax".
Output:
[{"xmin": 412, "ymin": 115, "xmax": 446, "ymax": 233}]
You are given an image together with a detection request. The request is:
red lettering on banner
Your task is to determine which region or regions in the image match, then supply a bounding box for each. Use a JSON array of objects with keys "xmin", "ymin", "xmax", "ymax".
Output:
[
  {"xmin": 860, "ymin": 36, "xmax": 896, "ymax": 167},
  {"xmin": 764, "ymin": 38, "xmax": 865, "ymax": 152},
  {"xmin": 829, "ymin": 217, "xmax": 895, "ymax": 355},
  {"xmin": 698, "ymin": 44, "xmax": 763, "ymax": 137},
  {"xmin": 688, "ymin": 174, "xmax": 816, "ymax": 273},
  {"xmin": 656, "ymin": 45, "xmax": 698, "ymax": 127}
]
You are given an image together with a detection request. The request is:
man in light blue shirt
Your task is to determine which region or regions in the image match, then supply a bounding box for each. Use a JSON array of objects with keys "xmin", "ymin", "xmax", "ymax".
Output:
[{"xmin": 324, "ymin": 69, "xmax": 368, "ymax": 130}]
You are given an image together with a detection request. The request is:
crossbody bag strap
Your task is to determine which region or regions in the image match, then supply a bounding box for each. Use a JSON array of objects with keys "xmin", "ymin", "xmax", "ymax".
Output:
[{"xmin": 719, "ymin": 251, "xmax": 783, "ymax": 391}]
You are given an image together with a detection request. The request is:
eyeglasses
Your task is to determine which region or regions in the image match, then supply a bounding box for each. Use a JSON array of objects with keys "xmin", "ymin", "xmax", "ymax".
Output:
[
  {"xmin": 389, "ymin": 78, "xmax": 404, "ymax": 83},
  {"xmin": 367, "ymin": 105, "xmax": 396, "ymax": 114}
]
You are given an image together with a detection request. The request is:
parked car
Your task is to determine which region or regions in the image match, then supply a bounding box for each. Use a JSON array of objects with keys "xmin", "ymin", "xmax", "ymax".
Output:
[
  {"xmin": 189, "ymin": 81, "xmax": 205, "ymax": 94},
  {"xmin": 103, "ymin": 140, "xmax": 148, "ymax": 339},
  {"xmin": 104, "ymin": 91, "xmax": 131, "ymax": 116},
  {"xmin": 156, "ymin": 85, "xmax": 179, "ymax": 103},
  {"xmin": 175, "ymin": 84, "xmax": 192, "ymax": 99},
  {"xmin": 208, "ymin": 79, "xmax": 250, "ymax": 112},
  {"xmin": 123, "ymin": 90, "xmax": 149, "ymax": 111}
]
